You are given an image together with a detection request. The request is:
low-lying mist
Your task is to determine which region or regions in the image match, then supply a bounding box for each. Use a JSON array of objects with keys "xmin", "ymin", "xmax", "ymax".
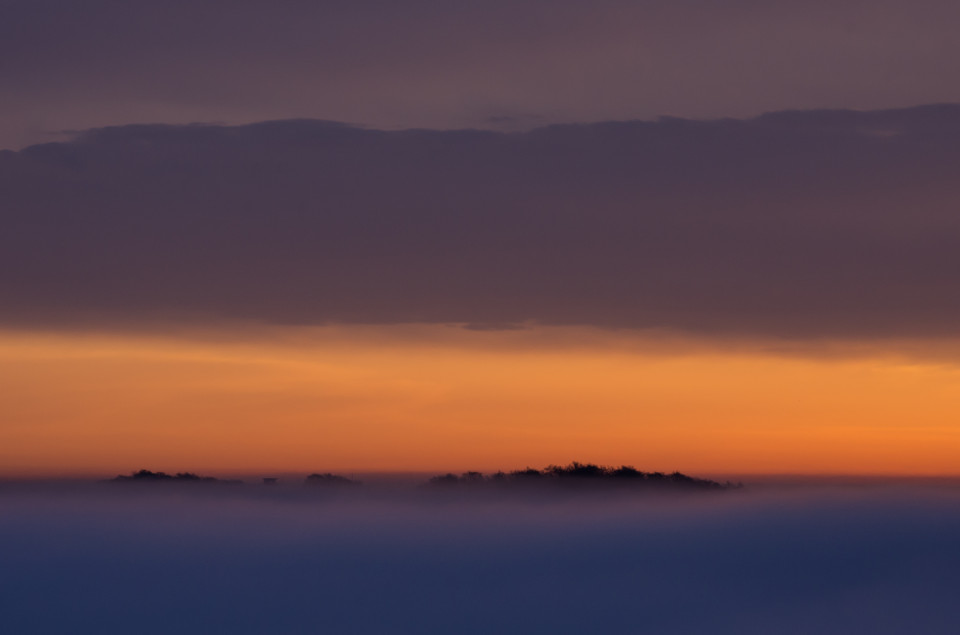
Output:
[{"xmin": 2, "ymin": 480, "xmax": 959, "ymax": 634}]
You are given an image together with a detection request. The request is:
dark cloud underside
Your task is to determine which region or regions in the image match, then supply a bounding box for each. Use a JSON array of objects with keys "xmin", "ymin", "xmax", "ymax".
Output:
[{"xmin": 3, "ymin": 105, "xmax": 960, "ymax": 337}]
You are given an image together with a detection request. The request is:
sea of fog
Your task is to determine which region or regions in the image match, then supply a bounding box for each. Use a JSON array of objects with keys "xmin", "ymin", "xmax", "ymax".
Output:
[{"xmin": 2, "ymin": 479, "xmax": 959, "ymax": 634}]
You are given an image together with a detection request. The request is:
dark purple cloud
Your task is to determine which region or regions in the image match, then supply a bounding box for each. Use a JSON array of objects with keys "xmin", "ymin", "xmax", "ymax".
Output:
[
  {"xmin": 3, "ymin": 0, "xmax": 960, "ymax": 149},
  {"xmin": 3, "ymin": 105, "xmax": 960, "ymax": 337}
]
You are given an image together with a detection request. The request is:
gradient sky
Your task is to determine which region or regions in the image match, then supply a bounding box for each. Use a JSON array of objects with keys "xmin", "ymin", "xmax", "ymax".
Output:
[
  {"xmin": 3, "ymin": 0, "xmax": 960, "ymax": 476},
  {"xmin": 5, "ymin": 0, "xmax": 960, "ymax": 149}
]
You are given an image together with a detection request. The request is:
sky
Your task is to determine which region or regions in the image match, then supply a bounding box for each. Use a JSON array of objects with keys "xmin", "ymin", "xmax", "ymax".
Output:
[
  {"xmin": 5, "ymin": 0, "xmax": 960, "ymax": 150},
  {"xmin": 3, "ymin": 0, "xmax": 960, "ymax": 476}
]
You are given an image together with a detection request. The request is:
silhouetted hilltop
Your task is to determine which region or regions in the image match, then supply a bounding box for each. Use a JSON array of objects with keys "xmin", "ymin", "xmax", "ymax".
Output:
[
  {"xmin": 105, "ymin": 465, "xmax": 740, "ymax": 493},
  {"xmin": 110, "ymin": 470, "xmax": 242, "ymax": 484},
  {"xmin": 428, "ymin": 462, "xmax": 740, "ymax": 491},
  {"xmin": 304, "ymin": 473, "xmax": 360, "ymax": 486}
]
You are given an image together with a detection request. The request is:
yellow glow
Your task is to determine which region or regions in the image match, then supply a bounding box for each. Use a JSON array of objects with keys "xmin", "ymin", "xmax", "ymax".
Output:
[{"xmin": 2, "ymin": 327, "xmax": 960, "ymax": 477}]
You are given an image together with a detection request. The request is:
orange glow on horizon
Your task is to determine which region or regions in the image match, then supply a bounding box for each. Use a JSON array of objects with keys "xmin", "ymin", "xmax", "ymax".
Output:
[{"xmin": 2, "ymin": 327, "xmax": 960, "ymax": 478}]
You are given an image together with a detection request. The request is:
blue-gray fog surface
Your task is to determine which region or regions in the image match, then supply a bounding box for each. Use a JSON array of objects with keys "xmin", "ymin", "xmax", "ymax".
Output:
[{"xmin": 2, "ymin": 482, "xmax": 959, "ymax": 634}]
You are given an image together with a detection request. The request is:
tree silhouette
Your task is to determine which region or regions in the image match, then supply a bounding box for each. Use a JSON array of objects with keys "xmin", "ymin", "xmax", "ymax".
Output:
[
  {"xmin": 424, "ymin": 462, "xmax": 733, "ymax": 491},
  {"xmin": 110, "ymin": 470, "xmax": 239, "ymax": 484},
  {"xmin": 304, "ymin": 473, "xmax": 360, "ymax": 486}
]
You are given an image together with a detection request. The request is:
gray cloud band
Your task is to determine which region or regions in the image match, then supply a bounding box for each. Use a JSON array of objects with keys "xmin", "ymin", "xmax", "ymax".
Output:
[
  {"xmin": 2, "ymin": 105, "xmax": 960, "ymax": 337},
  {"xmin": 4, "ymin": 0, "xmax": 960, "ymax": 151}
]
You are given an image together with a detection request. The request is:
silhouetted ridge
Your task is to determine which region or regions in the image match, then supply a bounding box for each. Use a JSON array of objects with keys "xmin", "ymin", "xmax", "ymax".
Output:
[
  {"xmin": 304, "ymin": 473, "xmax": 360, "ymax": 486},
  {"xmin": 110, "ymin": 470, "xmax": 242, "ymax": 484},
  {"xmin": 428, "ymin": 462, "xmax": 740, "ymax": 490}
]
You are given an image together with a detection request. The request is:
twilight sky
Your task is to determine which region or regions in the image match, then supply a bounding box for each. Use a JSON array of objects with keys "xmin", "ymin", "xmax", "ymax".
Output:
[
  {"xmin": 3, "ymin": 0, "xmax": 960, "ymax": 476},
  {"xmin": 4, "ymin": 107, "xmax": 960, "ymax": 337},
  {"xmin": 4, "ymin": 0, "xmax": 960, "ymax": 149}
]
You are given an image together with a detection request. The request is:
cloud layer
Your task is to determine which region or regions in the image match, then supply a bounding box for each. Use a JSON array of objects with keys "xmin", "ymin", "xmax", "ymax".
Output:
[
  {"xmin": 4, "ymin": 0, "xmax": 960, "ymax": 149},
  {"xmin": 3, "ymin": 484, "xmax": 960, "ymax": 634},
  {"xmin": 4, "ymin": 105, "xmax": 960, "ymax": 338}
]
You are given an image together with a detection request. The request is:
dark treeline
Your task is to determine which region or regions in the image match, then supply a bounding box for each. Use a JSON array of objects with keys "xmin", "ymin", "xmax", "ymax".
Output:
[
  {"xmin": 109, "ymin": 470, "xmax": 359, "ymax": 486},
  {"xmin": 109, "ymin": 465, "xmax": 739, "ymax": 491},
  {"xmin": 304, "ymin": 473, "xmax": 360, "ymax": 486},
  {"xmin": 110, "ymin": 470, "xmax": 243, "ymax": 484},
  {"xmin": 428, "ymin": 462, "xmax": 740, "ymax": 490}
]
